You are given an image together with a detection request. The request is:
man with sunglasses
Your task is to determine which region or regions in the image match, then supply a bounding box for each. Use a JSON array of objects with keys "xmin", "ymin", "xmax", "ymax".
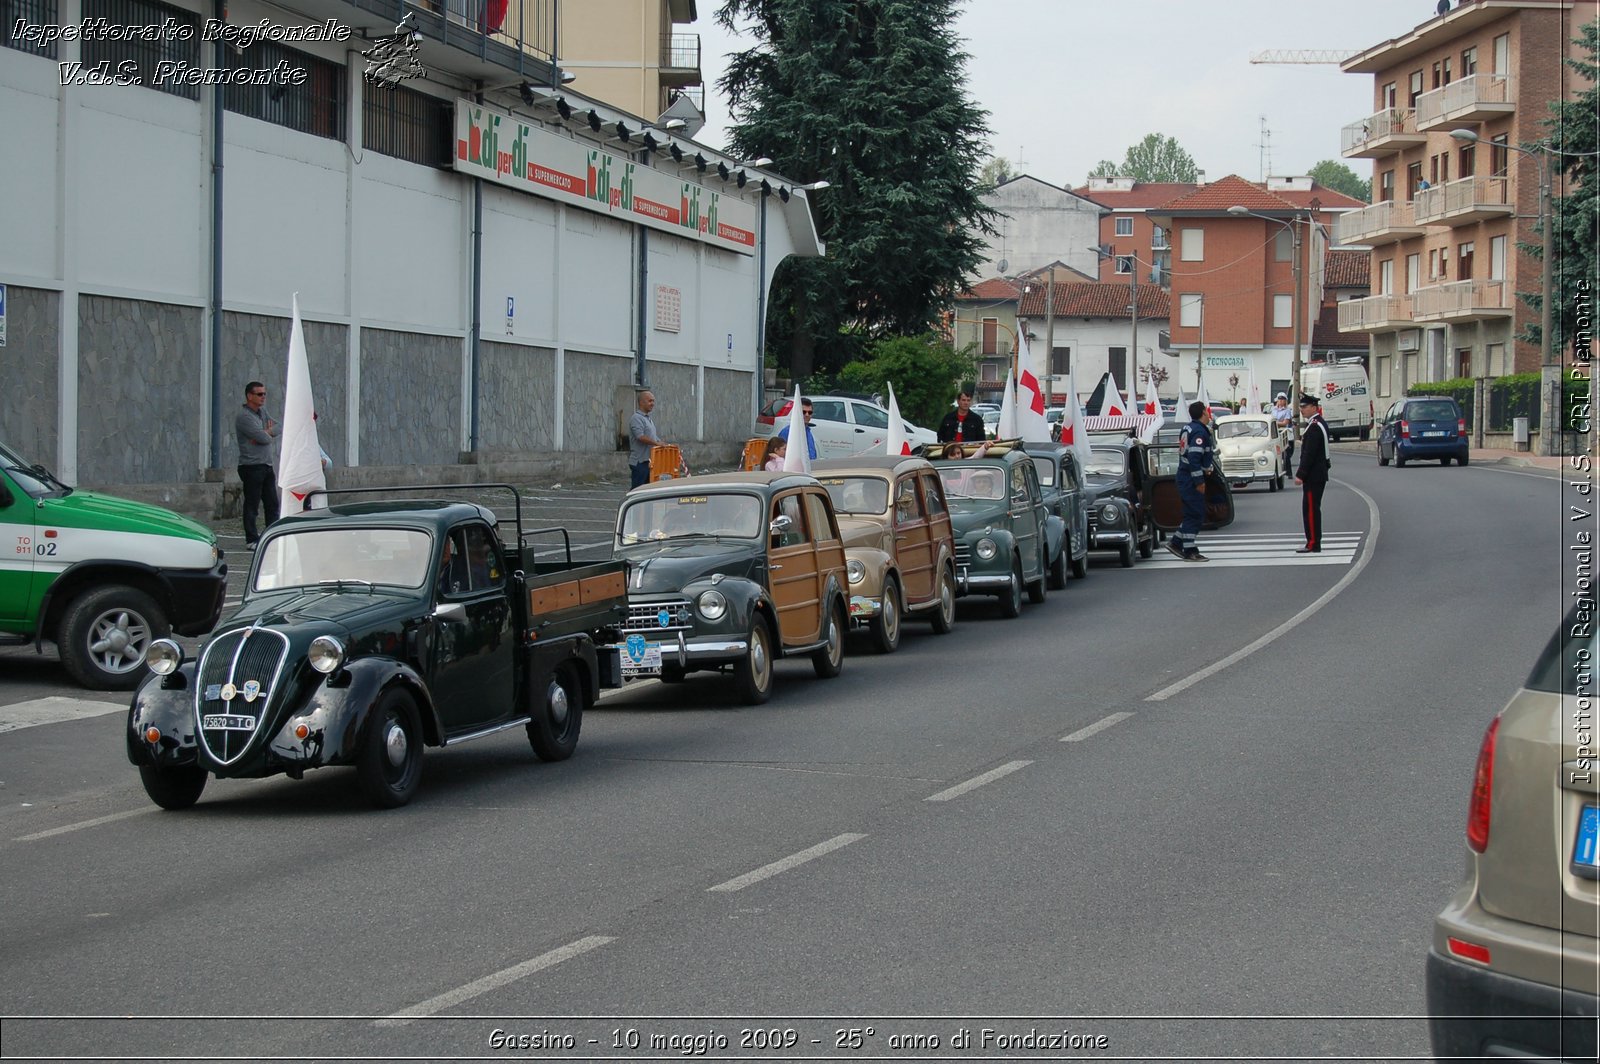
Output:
[{"xmin": 236, "ymin": 380, "xmax": 280, "ymax": 549}]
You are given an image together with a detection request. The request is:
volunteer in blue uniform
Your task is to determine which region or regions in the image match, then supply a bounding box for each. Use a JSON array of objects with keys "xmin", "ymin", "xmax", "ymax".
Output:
[
  {"xmin": 1167, "ymin": 400, "xmax": 1215, "ymax": 563},
  {"xmin": 1294, "ymin": 394, "xmax": 1332, "ymax": 553}
]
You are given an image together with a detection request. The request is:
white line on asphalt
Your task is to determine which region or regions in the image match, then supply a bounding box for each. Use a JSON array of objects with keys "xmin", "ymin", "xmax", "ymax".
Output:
[
  {"xmin": 379, "ymin": 935, "xmax": 614, "ymax": 1024},
  {"xmin": 1061, "ymin": 713, "xmax": 1133, "ymax": 743},
  {"xmin": 706, "ymin": 833, "xmax": 867, "ymax": 892},
  {"xmin": 15, "ymin": 808, "xmax": 146, "ymax": 842},
  {"xmin": 1145, "ymin": 478, "xmax": 1381, "ymax": 703},
  {"xmin": 0, "ymin": 696, "xmax": 127, "ymax": 734},
  {"xmin": 924, "ymin": 760, "xmax": 1033, "ymax": 802}
]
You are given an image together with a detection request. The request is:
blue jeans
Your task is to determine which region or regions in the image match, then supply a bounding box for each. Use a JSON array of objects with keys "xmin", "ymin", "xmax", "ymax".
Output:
[
  {"xmin": 1176, "ymin": 478, "xmax": 1205, "ymax": 554},
  {"xmin": 238, "ymin": 463, "xmax": 279, "ymax": 543},
  {"xmin": 629, "ymin": 461, "xmax": 650, "ymax": 488}
]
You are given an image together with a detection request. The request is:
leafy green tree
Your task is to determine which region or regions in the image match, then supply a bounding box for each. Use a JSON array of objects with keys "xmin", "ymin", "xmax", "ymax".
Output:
[
  {"xmin": 838, "ymin": 334, "xmax": 975, "ymax": 428},
  {"xmin": 717, "ymin": 0, "xmax": 997, "ymax": 382},
  {"xmin": 1307, "ymin": 159, "xmax": 1371, "ymax": 202},
  {"xmin": 979, "ymin": 155, "xmax": 1016, "ymax": 188},
  {"xmin": 1085, "ymin": 133, "xmax": 1199, "ymax": 183},
  {"xmin": 1518, "ymin": 18, "xmax": 1598, "ymax": 356}
]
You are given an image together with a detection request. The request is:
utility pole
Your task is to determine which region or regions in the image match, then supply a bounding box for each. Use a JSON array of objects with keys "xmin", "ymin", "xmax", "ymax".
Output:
[
  {"xmin": 1129, "ymin": 260, "xmax": 1138, "ymax": 406},
  {"xmin": 1045, "ymin": 266, "xmax": 1056, "ymax": 409},
  {"xmin": 1290, "ymin": 212, "xmax": 1304, "ymax": 446}
]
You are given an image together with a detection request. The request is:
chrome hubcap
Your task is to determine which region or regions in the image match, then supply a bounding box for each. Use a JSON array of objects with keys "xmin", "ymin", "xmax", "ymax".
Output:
[
  {"xmin": 752, "ymin": 634, "xmax": 768, "ymax": 681},
  {"xmin": 547, "ymin": 679, "xmax": 569, "ymax": 726},
  {"xmin": 384, "ymin": 720, "xmax": 408, "ymax": 768},
  {"xmin": 883, "ymin": 592, "xmax": 897, "ymax": 638}
]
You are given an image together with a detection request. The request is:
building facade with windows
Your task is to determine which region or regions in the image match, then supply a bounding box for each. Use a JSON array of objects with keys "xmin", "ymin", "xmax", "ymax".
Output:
[
  {"xmin": 0, "ymin": 0, "xmax": 818, "ymax": 493},
  {"xmin": 1072, "ymin": 178, "xmax": 1199, "ymax": 287},
  {"xmin": 1335, "ymin": 0, "xmax": 1585, "ymax": 398},
  {"xmin": 557, "ymin": 0, "xmax": 704, "ymax": 125},
  {"xmin": 974, "ymin": 176, "xmax": 1105, "ymax": 283}
]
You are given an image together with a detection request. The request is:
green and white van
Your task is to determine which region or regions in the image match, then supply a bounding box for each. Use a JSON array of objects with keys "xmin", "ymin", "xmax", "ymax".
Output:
[{"xmin": 0, "ymin": 440, "xmax": 227, "ymax": 689}]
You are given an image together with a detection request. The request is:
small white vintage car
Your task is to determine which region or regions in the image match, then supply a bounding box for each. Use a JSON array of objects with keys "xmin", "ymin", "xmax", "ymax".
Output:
[{"xmin": 1212, "ymin": 414, "xmax": 1286, "ymax": 492}]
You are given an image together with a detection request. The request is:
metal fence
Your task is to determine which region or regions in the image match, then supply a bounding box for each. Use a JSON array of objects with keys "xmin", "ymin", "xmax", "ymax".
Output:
[
  {"xmin": 1, "ymin": 0, "xmax": 58, "ymax": 58},
  {"xmin": 81, "ymin": 0, "xmax": 202, "ymax": 100}
]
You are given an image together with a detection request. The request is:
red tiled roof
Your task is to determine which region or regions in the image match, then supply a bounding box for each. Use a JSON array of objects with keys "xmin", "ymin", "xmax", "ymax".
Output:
[
  {"xmin": 1017, "ymin": 282, "xmax": 1169, "ymax": 319},
  {"xmin": 1322, "ymin": 249, "xmax": 1370, "ymax": 288},
  {"xmin": 1071, "ymin": 182, "xmax": 1199, "ymax": 209},
  {"xmin": 1275, "ymin": 187, "xmax": 1366, "ymax": 210},
  {"xmin": 1313, "ymin": 305, "xmax": 1370, "ymax": 350},
  {"xmin": 956, "ymin": 277, "xmax": 1022, "ymax": 301},
  {"xmin": 1153, "ymin": 175, "xmax": 1301, "ymax": 214}
]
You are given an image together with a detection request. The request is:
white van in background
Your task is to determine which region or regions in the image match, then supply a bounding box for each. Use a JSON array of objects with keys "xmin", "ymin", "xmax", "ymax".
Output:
[{"xmin": 1299, "ymin": 358, "xmax": 1374, "ymax": 440}]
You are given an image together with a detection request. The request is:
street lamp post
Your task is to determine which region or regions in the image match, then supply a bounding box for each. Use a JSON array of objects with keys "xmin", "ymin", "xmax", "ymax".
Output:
[
  {"xmin": 1450, "ymin": 129, "xmax": 1556, "ymax": 456},
  {"xmin": 1227, "ymin": 205, "xmax": 1306, "ymax": 444}
]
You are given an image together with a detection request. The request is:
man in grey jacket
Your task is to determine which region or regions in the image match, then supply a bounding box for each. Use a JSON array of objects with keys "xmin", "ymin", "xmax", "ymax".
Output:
[{"xmin": 236, "ymin": 380, "xmax": 280, "ymax": 548}]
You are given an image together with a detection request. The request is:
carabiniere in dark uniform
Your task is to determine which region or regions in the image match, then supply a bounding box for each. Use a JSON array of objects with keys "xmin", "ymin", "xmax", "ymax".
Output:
[{"xmin": 1295, "ymin": 393, "xmax": 1332, "ymax": 553}]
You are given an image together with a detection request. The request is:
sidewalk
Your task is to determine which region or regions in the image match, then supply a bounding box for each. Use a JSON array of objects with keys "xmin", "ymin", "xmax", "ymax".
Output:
[{"xmin": 1331, "ymin": 439, "xmax": 1574, "ymax": 473}]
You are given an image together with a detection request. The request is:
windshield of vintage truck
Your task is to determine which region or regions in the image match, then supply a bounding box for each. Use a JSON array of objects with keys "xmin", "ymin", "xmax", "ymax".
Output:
[
  {"xmin": 253, "ymin": 528, "xmax": 433, "ymax": 591},
  {"xmin": 618, "ymin": 493, "xmax": 763, "ymax": 544},
  {"xmin": 818, "ymin": 477, "xmax": 890, "ymax": 515}
]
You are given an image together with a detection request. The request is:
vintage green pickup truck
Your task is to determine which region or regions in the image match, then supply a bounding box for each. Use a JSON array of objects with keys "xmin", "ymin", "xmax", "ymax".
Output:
[{"xmin": 127, "ymin": 486, "xmax": 626, "ymax": 809}]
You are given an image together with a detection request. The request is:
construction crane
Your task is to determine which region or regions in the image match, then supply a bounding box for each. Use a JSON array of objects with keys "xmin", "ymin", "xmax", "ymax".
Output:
[{"xmin": 1249, "ymin": 49, "xmax": 1358, "ymax": 64}]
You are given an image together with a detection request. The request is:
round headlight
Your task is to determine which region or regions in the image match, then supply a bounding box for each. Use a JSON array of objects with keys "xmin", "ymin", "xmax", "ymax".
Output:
[
  {"xmin": 1256, "ymin": 452, "xmax": 1270, "ymax": 466},
  {"xmin": 975, "ymin": 537, "xmax": 997, "ymax": 561},
  {"xmin": 308, "ymin": 635, "xmax": 345, "ymax": 675},
  {"xmin": 145, "ymin": 638, "xmax": 183, "ymax": 676},
  {"xmin": 846, "ymin": 559, "xmax": 866, "ymax": 584},
  {"xmin": 697, "ymin": 588, "xmax": 728, "ymax": 621},
  {"xmin": 1100, "ymin": 504, "xmax": 1120, "ymax": 524}
]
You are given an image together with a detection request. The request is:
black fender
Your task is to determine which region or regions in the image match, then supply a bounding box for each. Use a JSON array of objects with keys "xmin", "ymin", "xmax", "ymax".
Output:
[
  {"xmin": 525, "ymin": 633, "xmax": 601, "ymax": 708},
  {"xmin": 127, "ymin": 663, "xmax": 200, "ymax": 768},
  {"xmin": 265, "ymin": 658, "xmax": 438, "ymax": 768}
]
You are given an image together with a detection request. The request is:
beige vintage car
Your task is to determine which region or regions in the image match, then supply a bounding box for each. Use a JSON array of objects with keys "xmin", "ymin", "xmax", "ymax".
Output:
[
  {"xmin": 811, "ymin": 457, "xmax": 958, "ymax": 653},
  {"xmin": 1213, "ymin": 414, "xmax": 1287, "ymax": 492}
]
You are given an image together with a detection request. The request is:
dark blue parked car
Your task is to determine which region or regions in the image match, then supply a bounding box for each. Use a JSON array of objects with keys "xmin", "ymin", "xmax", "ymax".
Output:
[{"xmin": 1378, "ymin": 396, "xmax": 1470, "ymax": 467}]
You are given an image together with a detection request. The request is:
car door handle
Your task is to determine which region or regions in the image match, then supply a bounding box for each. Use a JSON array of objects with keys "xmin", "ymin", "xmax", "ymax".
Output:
[
  {"xmin": 854, "ymin": 427, "xmax": 865, "ymax": 433},
  {"xmin": 769, "ymin": 564, "xmax": 783, "ymax": 571}
]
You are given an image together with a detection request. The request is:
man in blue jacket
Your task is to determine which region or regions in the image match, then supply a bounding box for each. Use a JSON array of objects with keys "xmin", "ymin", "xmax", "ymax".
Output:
[{"xmin": 1166, "ymin": 400, "xmax": 1215, "ymax": 563}]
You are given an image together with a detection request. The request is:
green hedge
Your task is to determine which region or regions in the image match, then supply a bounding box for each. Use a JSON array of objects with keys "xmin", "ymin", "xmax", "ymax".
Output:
[{"xmin": 1407, "ymin": 371, "xmax": 1593, "ymax": 432}]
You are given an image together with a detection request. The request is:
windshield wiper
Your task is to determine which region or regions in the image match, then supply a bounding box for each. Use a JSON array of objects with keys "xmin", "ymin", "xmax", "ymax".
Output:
[{"xmin": 316, "ymin": 578, "xmax": 376, "ymax": 593}]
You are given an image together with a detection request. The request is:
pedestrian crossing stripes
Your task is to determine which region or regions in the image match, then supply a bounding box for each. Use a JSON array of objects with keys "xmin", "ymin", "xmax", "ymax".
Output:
[{"xmin": 1136, "ymin": 532, "xmax": 1362, "ymax": 569}]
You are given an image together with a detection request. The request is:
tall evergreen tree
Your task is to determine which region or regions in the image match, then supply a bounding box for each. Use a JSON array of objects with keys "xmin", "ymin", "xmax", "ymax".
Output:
[
  {"xmin": 1518, "ymin": 18, "xmax": 1598, "ymax": 354},
  {"xmin": 717, "ymin": 0, "xmax": 997, "ymax": 381}
]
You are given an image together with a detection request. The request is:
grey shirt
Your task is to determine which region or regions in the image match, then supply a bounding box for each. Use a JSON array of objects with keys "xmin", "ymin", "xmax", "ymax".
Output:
[
  {"xmin": 628, "ymin": 409, "xmax": 659, "ymax": 465},
  {"xmin": 236, "ymin": 404, "xmax": 278, "ymax": 466}
]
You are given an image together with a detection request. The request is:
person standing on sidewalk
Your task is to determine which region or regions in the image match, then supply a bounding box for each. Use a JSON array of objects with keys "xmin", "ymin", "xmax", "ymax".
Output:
[
  {"xmin": 628, "ymin": 390, "xmax": 671, "ymax": 489},
  {"xmin": 1167, "ymin": 400, "xmax": 1215, "ymax": 563},
  {"xmin": 235, "ymin": 380, "xmax": 279, "ymax": 549},
  {"xmin": 1295, "ymin": 394, "xmax": 1332, "ymax": 553}
]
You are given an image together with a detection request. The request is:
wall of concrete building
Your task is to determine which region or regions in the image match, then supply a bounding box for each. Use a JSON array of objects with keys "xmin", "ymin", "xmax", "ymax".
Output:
[
  {"xmin": 0, "ymin": 286, "xmax": 61, "ymax": 463},
  {"xmin": 977, "ymin": 178, "xmax": 1103, "ymax": 281}
]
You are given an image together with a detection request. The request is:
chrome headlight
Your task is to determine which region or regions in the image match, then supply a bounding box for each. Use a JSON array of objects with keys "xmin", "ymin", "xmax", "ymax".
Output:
[
  {"xmin": 145, "ymin": 638, "xmax": 184, "ymax": 676},
  {"xmin": 697, "ymin": 588, "xmax": 728, "ymax": 621},
  {"xmin": 975, "ymin": 537, "xmax": 997, "ymax": 561},
  {"xmin": 846, "ymin": 559, "xmax": 866, "ymax": 585},
  {"xmin": 1256, "ymin": 452, "xmax": 1270, "ymax": 466},
  {"xmin": 308, "ymin": 635, "xmax": 346, "ymax": 675},
  {"xmin": 1099, "ymin": 504, "xmax": 1121, "ymax": 524}
]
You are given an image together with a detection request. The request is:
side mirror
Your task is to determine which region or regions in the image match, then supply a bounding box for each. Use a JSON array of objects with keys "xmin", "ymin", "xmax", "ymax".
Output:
[
  {"xmin": 434, "ymin": 602, "xmax": 468, "ymax": 623},
  {"xmin": 768, "ymin": 514, "xmax": 793, "ymax": 537}
]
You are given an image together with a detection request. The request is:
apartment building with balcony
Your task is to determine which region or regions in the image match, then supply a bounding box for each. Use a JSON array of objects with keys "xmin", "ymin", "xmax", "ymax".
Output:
[
  {"xmin": 1336, "ymin": 0, "xmax": 1585, "ymax": 401},
  {"xmin": 559, "ymin": 0, "xmax": 704, "ymax": 125},
  {"xmin": 1071, "ymin": 179, "xmax": 1198, "ymax": 287},
  {"xmin": 1150, "ymin": 176, "xmax": 1361, "ymax": 402}
]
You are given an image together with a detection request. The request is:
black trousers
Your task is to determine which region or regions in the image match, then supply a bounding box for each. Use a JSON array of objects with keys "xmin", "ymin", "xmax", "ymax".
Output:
[
  {"xmin": 239, "ymin": 463, "xmax": 279, "ymax": 543},
  {"xmin": 1301, "ymin": 478, "xmax": 1326, "ymax": 550}
]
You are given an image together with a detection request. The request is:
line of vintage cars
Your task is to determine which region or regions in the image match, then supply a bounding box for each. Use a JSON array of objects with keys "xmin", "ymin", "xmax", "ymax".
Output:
[{"xmin": 123, "ymin": 433, "xmax": 1235, "ymax": 811}]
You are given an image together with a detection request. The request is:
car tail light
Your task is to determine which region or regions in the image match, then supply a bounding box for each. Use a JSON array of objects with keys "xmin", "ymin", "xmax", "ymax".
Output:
[
  {"xmin": 1457, "ymin": 418, "xmax": 1467, "ymax": 437},
  {"xmin": 1446, "ymin": 937, "xmax": 1491, "ymax": 964},
  {"xmin": 1400, "ymin": 420, "xmax": 1410, "ymax": 439},
  {"xmin": 1467, "ymin": 715, "xmax": 1501, "ymax": 853},
  {"xmin": 757, "ymin": 400, "xmax": 793, "ymax": 427}
]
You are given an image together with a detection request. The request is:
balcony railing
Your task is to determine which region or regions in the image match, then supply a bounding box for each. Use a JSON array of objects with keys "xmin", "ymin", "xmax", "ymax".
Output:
[
  {"xmin": 1411, "ymin": 279, "xmax": 1513, "ymax": 322},
  {"xmin": 1416, "ymin": 73, "xmax": 1514, "ymax": 130},
  {"xmin": 660, "ymin": 31, "xmax": 701, "ymax": 84},
  {"xmin": 1338, "ymin": 294, "xmax": 1412, "ymax": 332},
  {"xmin": 388, "ymin": 0, "xmax": 557, "ymax": 75},
  {"xmin": 1334, "ymin": 200, "xmax": 1430, "ymax": 246},
  {"xmin": 1341, "ymin": 108, "xmax": 1426, "ymax": 159},
  {"xmin": 1413, "ymin": 175, "xmax": 1512, "ymax": 226}
]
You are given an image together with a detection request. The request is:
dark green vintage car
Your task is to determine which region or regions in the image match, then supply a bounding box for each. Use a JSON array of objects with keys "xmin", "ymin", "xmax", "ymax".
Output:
[
  {"xmin": 928, "ymin": 442, "xmax": 1063, "ymax": 619},
  {"xmin": 127, "ymin": 490, "xmax": 626, "ymax": 809},
  {"xmin": 1020, "ymin": 441, "xmax": 1090, "ymax": 585},
  {"xmin": 612, "ymin": 472, "xmax": 849, "ymax": 704}
]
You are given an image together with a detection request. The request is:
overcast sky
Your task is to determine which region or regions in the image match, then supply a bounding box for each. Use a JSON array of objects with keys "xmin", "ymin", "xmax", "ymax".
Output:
[{"xmin": 688, "ymin": 0, "xmax": 1475, "ymax": 188}]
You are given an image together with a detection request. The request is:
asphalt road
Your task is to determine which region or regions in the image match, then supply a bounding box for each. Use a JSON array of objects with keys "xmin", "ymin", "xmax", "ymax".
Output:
[{"xmin": 0, "ymin": 454, "xmax": 1580, "ymax": 1061}]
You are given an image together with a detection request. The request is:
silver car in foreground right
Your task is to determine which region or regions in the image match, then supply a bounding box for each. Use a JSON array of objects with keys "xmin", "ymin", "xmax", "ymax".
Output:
[{"xmin": 1427, "ymin": 604, "xmax": 1598, "ymax": 1060}]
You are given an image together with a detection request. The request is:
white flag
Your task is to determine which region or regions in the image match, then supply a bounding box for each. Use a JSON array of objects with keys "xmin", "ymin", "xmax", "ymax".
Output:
[
  {"xmin": 1098, "ymin": 370, "xmax": 1128, "ymax": 417},
  {"xmin": 997, "ymin": 370, "xmax": 1019, "ymax": 439},
  {"xmin": 277, "ymin": 294, "xmax": 327, "ymax": 516},
  {"xmin": 885, "ymin": 383, "xmax": 911, "ymax": 456},
  {"xmin": 1246, "ymin": 360, "xmax": 1260, "ymax": 414},
  {"xmin": 781, "ymin": 385, "xmax": 810, "ymax": 473},
  {"xmin": 1017, "ymin": 368, "xmax": 1052, "ymax": 443},
  {"xmin": 1061, "ymin": 358, "xmax": 1091, "ymax": 472},
  {"xmin": 1139, "ymin": 371, "xmax": 1167, "ymax": 443}
]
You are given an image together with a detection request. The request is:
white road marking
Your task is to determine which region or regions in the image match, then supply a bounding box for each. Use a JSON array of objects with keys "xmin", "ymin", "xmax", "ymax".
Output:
[
  {"xmin": 707, "ymin": 833, "xmax": 867, "ymax": 892},
  {"xmin": 379, "ymin": 935, "xmax": 614, "ymax": 1024},
  {"xmin": 15, "ymin": 808, "xmax": 146, "ymax": 842},
  {"xmin": 924, "ymin": 760, "xmax": 1033, "ymax": 803},
  {"xmin": 1137, "ymin": 532, "xmax": 1362, "ymax": 569},
  {"xmin": 1146, "ymin": 478, "xmax": 1381, "ymax": 702},
  {"xmin": 1061, "ymin": 712, "xmax": 1133, "ymax": 743},
  {"xmin": 0, "ymin": 696, "xmax": 126, "ymax": 734}
]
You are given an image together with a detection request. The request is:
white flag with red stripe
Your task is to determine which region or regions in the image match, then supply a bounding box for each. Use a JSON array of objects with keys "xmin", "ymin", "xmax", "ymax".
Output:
[
  {"xmin": 1096, "ymin": 371, "xmax": 1127, "ymax": 417},
  {"xmin": 1061, "ymin": 358, "xmax": 1091, "ymax": 471},
  {"xmin": 885, "ymin": 382, "xmax": 912, "ymax": 455},
  {"xmin": 277, "ymin": 294, "xmax": 327, "ymax": 516},
  {"xmin": 1017, "ymin": 367, "xmax": 1052, "ymax": 443},
  {"xmin": 1139, "ymin": 371, "xmax": 1166, "ymax": 443}
]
